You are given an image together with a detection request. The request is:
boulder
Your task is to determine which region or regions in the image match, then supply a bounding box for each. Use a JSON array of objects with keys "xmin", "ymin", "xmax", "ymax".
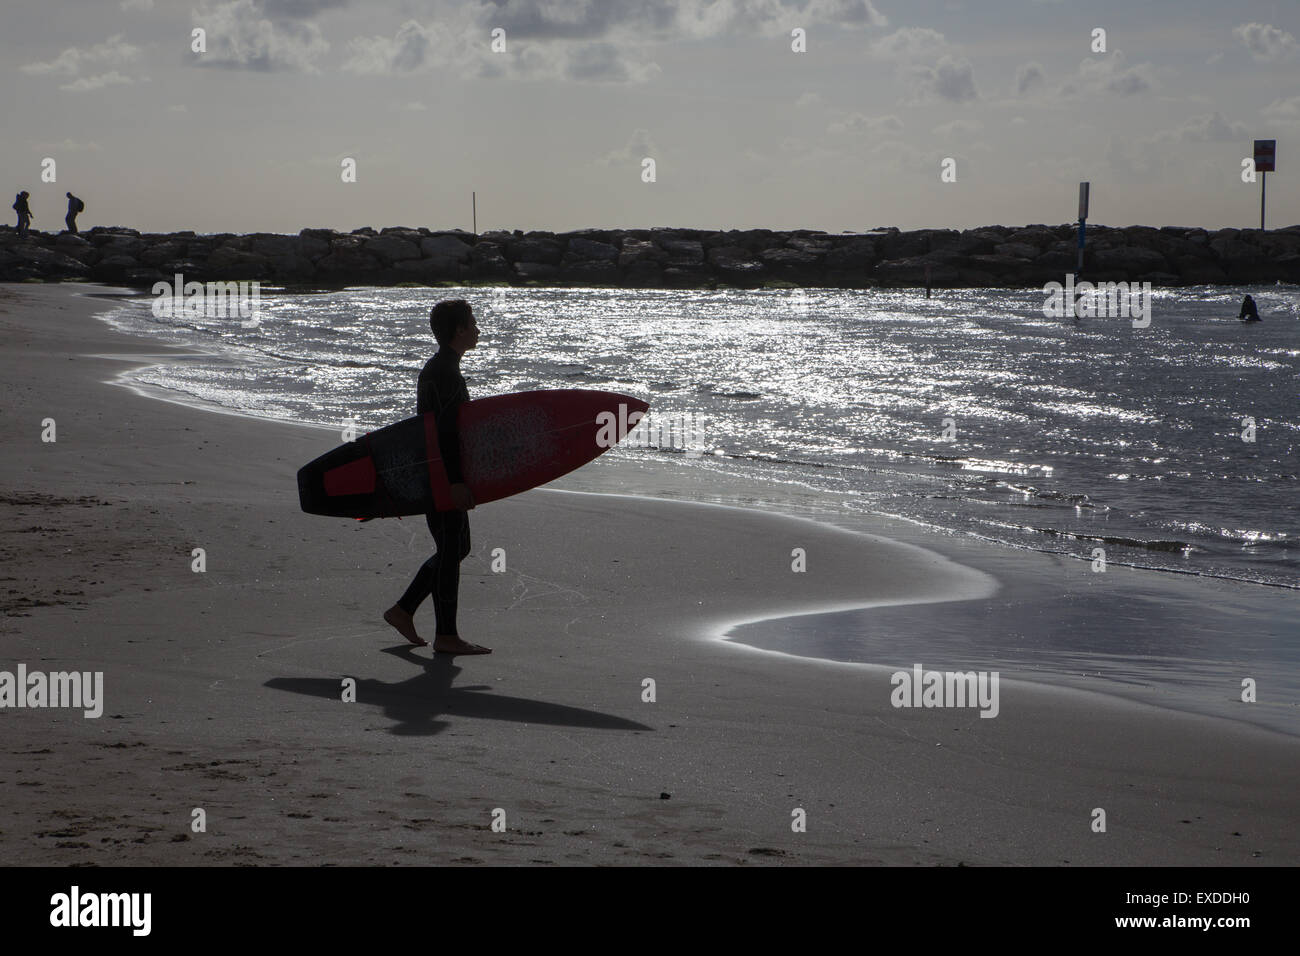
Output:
[
  {"xmin": 1174, "ymin": 258, "xmax": 1228, "ymax": 283},
  {"xmin": 824, "ymin": 239, "xmax": 877, "ymax": 270},
  {"xmin": 207, "ymin": 246, "xmax": 273, "ymax": 278},
  {"xmin": 420, "ymin": 235, "xmax": 474, "ymax": 261},
  {"xmin": 10, "ymin": 244, "xmax": 91, "ymax": 277},
  {"xmin": 619, "ymin": 238, "xmax": 663, "ymax": 267},
  {"xmin": 624, "ymin": 259, "xmax": 663, "ymax": 286},
  {"xmin": 297, "ymin": 233, "xmax": 333, "ymax": 260},
  {"xmin": 787, "ymin": 236, "xmax": 833, "ymax": 255},
  {"xmin": 267, "ymin": 255, "xmax": 317, "ymax": 280},
  {"xmin": 514, "ymin": 261, "xmax": 558, "ymax": 279},
  {"xmin": 994, "ymin": 242, "xmax": 1040, "ymax": 260},
  {"xmin": 1091, "ymin": 246, "xmax": 1170, "ymax": 275},
  {"xmin": 315, "ymin": 249, "xmax": 381, "ymax": 281},
  {"xmin": 101, "ymin": 235, "xmax": 146, "ymax": 257},
  {"xmin": 124, "ymin": 268, "xmax": 166, "ymax": 287},
  {"xmin": 965, "ymin": 254, "xmax": 1034, "ymax": 276},
  {"xmin": 878, "ymin": 231, "xmax": 929, "ymax": 259},
  {"xmin": 560, "ymin": 260, "xmax": 619, "ymax": 282},
  {"xmin": 507, "ymin": 237, "xmax": 562, "ymax": 265},
  {"xmin": 469, "ymin": 243, "xmax": 511, "ymax": 278},
  {"xmin": 139, "ymin": 241, "xmax": 189, "ymax": 267},
  {"xmin": 566, "ymin": 237, "xmax": 619, "ymax": 261},
  {"xmin": 363, "ymin": 235, "xmax": 421, "ymax": 264},
  {"xmin": 394, "ymin": 257, "xmax": 466, "ymax": 282},
  {"xmin": 662, "ymin": 267, "xmax": 712, "ymax": 288},
  {"xmin": 875, "ymin": 256, "xmax": 960, "ymax": 285},
  {"xmin": 250, "ymin": 235, "xmax": 301, "ymax": 258},
  {"xmin": 708, "ymin": 246, "xmax": 765, "ymax": 277},
  {"xmin": 758, "ymin": 247, "xmax": 821, "ymax": 279},
  {"xmin": 90, "ymin": 254, "xmax": 140, "ymax": 282}
]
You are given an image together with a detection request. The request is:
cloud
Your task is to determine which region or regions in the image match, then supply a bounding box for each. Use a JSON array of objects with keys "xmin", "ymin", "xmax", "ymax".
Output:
[
  {"xmin": 343, "ymin": 19, "xmax": 436, "ymax": 73},
  {"xmin": 120, "ymin": 0, "xmax": 153, "ymax": 10},
  {"xmin": 828, "ymin": 113, "xmax": 902, "ymax": 135},
  {"xmin": 21, "ymin": 34, "xmax": 140, "ymax": 77},
  {"xmin": 1262, "ymin": 95, "xmax": 1300, "ymax": 119},
  {"xmin": 1233, "ymin": 22, "xmax": 1296, "ymax": 62},
  {"xmin": 260, "ymin": 0, "xmax": 350, "ymax": 15},
  {"xmin": 192, "ymin": 0, "xmax": 330, "ymax": 72},
  {"xmin": 869, "ymin": 27, "xmax": 947, "ymax": 60},
  {"xmin": 61, "ymin": 71, "xmax": 136, "ymax": 92},
  {"xmin": 866, "ymin": 28, "xmax": 977, "ymax": 103},
  {"xmin": 597, "ymin": 128, "xmax": 659, "ymax": 167},
  {"xmin": 674, "ymin": 0, "xmax": 885, "ymax": 38},
  {"xmin": 1067, "ymin": 51, "xmax": 1154, "ymax": 97},
  {"xmin": 345, "ymin": 15, "xmax": 661, "ymax": 82},
  {"xmin": 906, "ymin": 54, "xmax": 978, "ymax": 103},
  {"xmin": 342, "ymin": 2, "xmax": 883, "ymax": 83},
  {"xmin": 795, "ymin": 92, "xmax": 822, "ymax": 109},
  {"xmin": 1169, "ymin": 112, "xmax": 1247, "ymax": 142},
  {"xmin": 564, "ymin": 42, "xmax": 661, "ymax": 82},
  {"xmin": 1015, "ymin": 61, "xmax": 1045, "ymax": 96},
  {"xmin": 932, "ymin": 119, "xmax": 982, "ymax": 138},
  {"xmin": 34, "ymin": 139, "xmax": 104, "ymax": 152},
  {"xmin": 389, "ymin": 101, "xmax": 428, "ymax": 112}
]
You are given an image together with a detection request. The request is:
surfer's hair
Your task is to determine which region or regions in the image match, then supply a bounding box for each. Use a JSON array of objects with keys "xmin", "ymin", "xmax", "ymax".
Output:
[{"xmin": 430, "ymin": 299, "xmax": 473, "ymax": 346}]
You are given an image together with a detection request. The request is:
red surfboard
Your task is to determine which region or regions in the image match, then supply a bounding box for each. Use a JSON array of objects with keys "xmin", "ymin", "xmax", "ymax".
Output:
[{"xmin": 297, "ymin": 389, "xmax": 649, "ymax": 518}]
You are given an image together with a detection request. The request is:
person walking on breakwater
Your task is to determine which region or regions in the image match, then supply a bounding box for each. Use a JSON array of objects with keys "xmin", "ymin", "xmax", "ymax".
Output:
[
  {"xmin": 65, "ymin": 192, "xmax": 84, "ymax": 234},
  {"xmin": 1239, "ymin": 294, "xmax": 1261, "ymax": 323},
  {"xmin": 383, "ymin": 299, "xmax": 491, "ymax": 655},
  {"xmin": 13, "ymin": 191, "xmax": 32, "ymax": 237}
]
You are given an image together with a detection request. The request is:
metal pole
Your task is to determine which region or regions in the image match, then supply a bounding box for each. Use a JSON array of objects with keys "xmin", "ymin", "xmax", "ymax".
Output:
[
  {"xmin": 1074, "ymin": 218, "xmax": 1086, "ymax": 319},
  {"xmin": 1260, "ymin": 172, "xmax": 1266, "ymax": 231}
]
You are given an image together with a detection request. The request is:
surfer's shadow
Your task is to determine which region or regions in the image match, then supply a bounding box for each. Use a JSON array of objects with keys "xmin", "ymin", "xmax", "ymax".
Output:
[{"xmin": 265, "ymin": 646, "xmax": 651, "ymax": 737}]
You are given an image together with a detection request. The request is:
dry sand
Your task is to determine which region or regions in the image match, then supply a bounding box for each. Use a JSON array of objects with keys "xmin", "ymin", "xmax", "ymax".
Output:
[{"xmin": 1, "ymin": 282, "xmax": 1296, "ymax": 866}]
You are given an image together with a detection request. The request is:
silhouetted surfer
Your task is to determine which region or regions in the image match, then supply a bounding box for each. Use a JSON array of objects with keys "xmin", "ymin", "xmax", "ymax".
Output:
[
  {"xmin": 384, "ymin": 299, "xmax": 490, "ymax": 655},
  {"xmin": 1239, "ymin": 294, "xmax": 1261, "ymax": 323}
]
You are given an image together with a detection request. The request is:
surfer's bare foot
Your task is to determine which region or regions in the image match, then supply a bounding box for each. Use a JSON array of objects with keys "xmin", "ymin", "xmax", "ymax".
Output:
[
  {"xmin": 383, "ymin": 606, "xmax": 428, "ymax": 646},
  {"xmin": 432, "ymin": 634, "xmax": 492, "ymax": 655}
]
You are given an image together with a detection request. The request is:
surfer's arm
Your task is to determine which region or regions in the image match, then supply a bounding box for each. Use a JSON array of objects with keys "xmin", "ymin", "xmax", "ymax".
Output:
[
  {"xmin": 437, "ymin": 406, "xmax": 465, "ymax": 485},
  {"xmin": 419, "ymin": 362, "xmax": 467, "ymax": 485}
]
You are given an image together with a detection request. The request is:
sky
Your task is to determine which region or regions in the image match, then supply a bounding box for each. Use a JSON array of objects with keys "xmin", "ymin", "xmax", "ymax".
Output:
[{"xmin": 2, "ymin": 0, "xmax": 1298, "ymax": 234}]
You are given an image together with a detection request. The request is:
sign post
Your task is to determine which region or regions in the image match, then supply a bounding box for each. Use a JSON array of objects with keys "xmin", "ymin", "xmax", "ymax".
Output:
[
  {"xmin": 1254, "ymin": 140, "xmax": 1275, "ymax": 231},
  {"xmin": 1075, "ymin": 182, "xmax": 1089, "ymax": 320}
]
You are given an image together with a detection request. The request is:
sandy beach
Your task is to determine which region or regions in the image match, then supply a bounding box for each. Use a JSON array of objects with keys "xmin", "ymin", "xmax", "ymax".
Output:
[{"xmin": 1, "ymin": 282, "xmax": 1297, "ymax": 866}]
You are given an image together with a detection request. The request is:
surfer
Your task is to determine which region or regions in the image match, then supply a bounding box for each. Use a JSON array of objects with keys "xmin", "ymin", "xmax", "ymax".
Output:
[
  {"xmin": 383, "ymin": 299, "xmax": 491, "ymax": 655},
  {"xmin": 1239, "ymin": 294, "xmax": 1261, "ymax": 323}
]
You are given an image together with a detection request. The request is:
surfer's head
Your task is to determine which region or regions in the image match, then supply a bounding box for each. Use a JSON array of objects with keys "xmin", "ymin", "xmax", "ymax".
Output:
[{"xmin": 431, "ymin": 299, "xmax": 479, "ymax": 354}]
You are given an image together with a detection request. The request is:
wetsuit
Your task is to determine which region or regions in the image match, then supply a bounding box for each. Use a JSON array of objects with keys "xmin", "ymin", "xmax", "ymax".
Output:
[
  {"xmin": 395, "ymin": 349, "xmax": 471, "ymax": 634},
  {"xmin": 1239, "ymin": 296, "xmax": 1261, "ymax": 322}
]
